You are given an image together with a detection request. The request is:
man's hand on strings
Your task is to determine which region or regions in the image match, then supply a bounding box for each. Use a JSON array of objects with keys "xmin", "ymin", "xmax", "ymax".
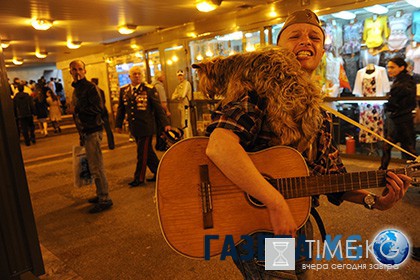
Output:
[{"xmin": 376, "ymin": 171, "xmax": 411, "ymax": 210}]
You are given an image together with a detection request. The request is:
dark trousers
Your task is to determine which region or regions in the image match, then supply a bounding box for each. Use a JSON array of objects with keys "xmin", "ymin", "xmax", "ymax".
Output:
[
  {"xmin": 19, "ymin": 117, "xmax": 35, "ymax": 146},
  {"xmin": 155, "ymin": 121, "xmax": 166, "ymax": 151},
  {"xmin": 102, "ymin": 115, "xmax": 115, "ymax": 149},
  {"xmin": 380, "ymin": 118, "xmax": 417, "ymax": 170},
  {"xmin": 134, "ymin": 135, "xmax": 159, "ymax": 182}
]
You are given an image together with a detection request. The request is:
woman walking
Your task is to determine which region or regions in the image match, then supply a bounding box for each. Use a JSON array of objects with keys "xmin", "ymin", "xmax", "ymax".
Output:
[
  {"xmin": 380, "ymin": 57, "xmax": 417, "ymax": 170},
  {"xmin": 33, "ymin": 85, "xmax": 49, "ymax": 136},
  {"xmin": 46, "ymin": 89, "xmax": 62, "ymax": 133}
]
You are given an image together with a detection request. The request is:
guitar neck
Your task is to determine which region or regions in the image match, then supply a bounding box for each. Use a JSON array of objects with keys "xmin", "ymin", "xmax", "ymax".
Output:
[{"xmin": 269, "ymin": 168, "xmax": 407, "ymax": 199}]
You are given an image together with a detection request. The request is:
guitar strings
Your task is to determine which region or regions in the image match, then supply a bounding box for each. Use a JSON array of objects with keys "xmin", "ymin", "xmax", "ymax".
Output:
[
  {"xmin": 205, "ymin": 175, "xmax": 389, "ymax": 198},
  {"xmin": 200, "ymin": 168, "xmax": 407, "ymax": 199}
]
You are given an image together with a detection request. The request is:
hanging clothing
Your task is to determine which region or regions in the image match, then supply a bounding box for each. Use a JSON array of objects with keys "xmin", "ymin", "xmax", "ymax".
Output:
[
  {"xmin": 341, "ymin": 20, "xmax": 363, "ymax": 55},
  {"xmin": 379, "ymin": 48, "xmax": 406, "ymax": 68},
  {"xmin": 363, "ymin": 15, "xmax": 390, "ymax": 49},
  {"xmin": 413, "ymin": 11, "xmax": 420, "ymax": 43},
  {"xmin": 324, "ymin": 21, "xmax": 343, "ymax": 53},
  {"xmin": 359, "ymin": 103, "xmax": 384, "ymax": 143},
  {"xmin": 342, "ymin": 53, "xmax": 361, "ymax": 91},
  {"xmin": 325, "ymin": 52, "xmax": 341, "ymax": 86},
  {"xmin": 353, "ymin": 65, "xmax": 390, "ymax": 97},
  {"xmin": 388, "ymin": 13, "xmax": 411, "ymax": 51},
  {"xmin": 360, "ymin": 48, "xmax": 380, "ymax": 68},
  {"xmin": 406, "ymin": 45, "xmax": 420, "ymax": 74},
  {"xmin": 353, "ymin": 66, "xmax": 390, "ymax": 144}
]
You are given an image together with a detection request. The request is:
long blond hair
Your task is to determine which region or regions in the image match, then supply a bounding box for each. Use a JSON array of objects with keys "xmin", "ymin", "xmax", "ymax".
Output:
[{"xmin": 193, "ymin": 47, "xmax": 323, "ymax": 150}]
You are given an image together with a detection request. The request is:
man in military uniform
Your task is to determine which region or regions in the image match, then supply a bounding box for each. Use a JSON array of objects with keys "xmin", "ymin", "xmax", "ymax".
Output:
[{"xmin": 115, "ymin": 66, "xmax": 170, "ymax": 187}]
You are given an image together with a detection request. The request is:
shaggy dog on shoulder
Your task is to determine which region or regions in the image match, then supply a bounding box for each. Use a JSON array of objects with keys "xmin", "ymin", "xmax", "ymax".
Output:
[{"xmin": 192, "ymin": 47, "xmax": 323, "ymax": 152}]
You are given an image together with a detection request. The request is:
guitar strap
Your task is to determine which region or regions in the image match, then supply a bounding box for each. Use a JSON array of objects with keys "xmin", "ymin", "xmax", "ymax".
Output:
[
  {"xmin": 311, "ymin": 207, "xmax": 326, "ymax": 241},
  {"xmin": 309, "ymin": 103, "xmax": 418, "ymax": 243},
  {"xmin": 321, "ymin": 103, "xmax": 417, "ymax": 159}
]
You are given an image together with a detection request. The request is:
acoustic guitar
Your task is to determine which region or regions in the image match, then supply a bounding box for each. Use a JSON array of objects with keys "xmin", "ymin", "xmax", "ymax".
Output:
[{"xmin": 156, "ymin": 137, "xmax": 418, "ymax": 259}]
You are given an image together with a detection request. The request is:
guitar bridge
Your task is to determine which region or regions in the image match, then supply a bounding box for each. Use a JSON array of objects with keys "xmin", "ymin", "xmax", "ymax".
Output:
[{"xmin": 200, "ymin": 165, "xmax": 213, "ymax": 229}]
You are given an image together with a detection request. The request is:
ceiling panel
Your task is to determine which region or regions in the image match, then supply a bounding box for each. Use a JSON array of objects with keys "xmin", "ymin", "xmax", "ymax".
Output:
[
  {"xmin": 0, "ymin": 0, "xmax": 271, "ymax": 68},
  {"xmin": 0, "ymin": 0, "xmax": 416, "ymax": 69}
]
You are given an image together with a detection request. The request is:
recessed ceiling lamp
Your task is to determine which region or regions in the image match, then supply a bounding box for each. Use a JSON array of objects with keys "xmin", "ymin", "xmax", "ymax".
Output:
[
  {"xmin": 187, "ymin": 32, "xmax": 197, "ymax": 38},
  {"xmin": 12, "ymin": 58, "xmax": 23, "ymax": 65},
  {"xmin": 35, "ymin": 51, "xmax": 48, "ymax": 59},
  {"xmin": 268, "ymin": 6, "xmax": 278, "ymax": 18},
  {"xmin": 67, "ymin": 41, "xmax": 82, "ymax": 49},
  {"xmin": 118, "ymin": 24, "xmax": 137, "ymax": 35},
  {"xmin": 332, "ymin": 11, "xmax": 356, "ymax": 20},
  {"xmin": 31, "ymin": 18, "xmax": 53, "ymax": 30},
  {"xmin": 196, "ymin": 53, "xmax": 203, "ymax": 61},
  {"xmin": 131, "ymin": 43, "xmax": 140, "ymax": 50},
  {"xmin": 0, "ymin": 40, "xmax": 10, "ymax": 49},
  {"xmin": 196, "ymin": 0, "xmax": 222, "ymax": 12},
  {"xmin": 364, "ymin": 5, "xmax": 389, "ymax": 14},
  {"xmin": 406, "ymin": 0, "xmax": 420, "ymax": 8}
]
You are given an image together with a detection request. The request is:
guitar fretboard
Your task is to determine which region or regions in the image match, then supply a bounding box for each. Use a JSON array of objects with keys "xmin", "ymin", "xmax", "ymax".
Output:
[{"xmin": 269, "ymin": 168, "xmax": 406, "ymax": 199}]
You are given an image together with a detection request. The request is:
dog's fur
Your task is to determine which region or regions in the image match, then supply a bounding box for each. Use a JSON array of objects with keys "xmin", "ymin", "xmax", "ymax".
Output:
[{"xmin": 193, "ymin": 47, "xmax": 323, "ymax": 151}]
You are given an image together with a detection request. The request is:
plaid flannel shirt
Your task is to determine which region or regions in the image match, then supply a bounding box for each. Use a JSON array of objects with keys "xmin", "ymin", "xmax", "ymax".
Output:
[{"xmin": 206, "ymin": 90, "xmax": 346, "ymax": 206}]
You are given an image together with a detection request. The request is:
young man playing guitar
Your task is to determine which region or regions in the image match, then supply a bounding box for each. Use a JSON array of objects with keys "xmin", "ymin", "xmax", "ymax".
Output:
[{"xmin": 203, "ymin": 9, "xmax": 412, "ymax": 279}]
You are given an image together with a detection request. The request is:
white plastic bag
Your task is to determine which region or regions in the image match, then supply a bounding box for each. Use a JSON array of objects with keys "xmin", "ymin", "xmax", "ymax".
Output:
[{"xmin": 72, "ymin": 145, "xmax": 92, "ymax": 187}]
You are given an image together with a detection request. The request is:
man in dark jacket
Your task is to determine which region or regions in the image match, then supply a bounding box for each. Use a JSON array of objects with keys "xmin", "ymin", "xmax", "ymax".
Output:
[
  {"xmin": 115, "ymin": 66, "xmax": 170, "ymax": 187},
  {"xmin": 70, "ymin": 60, "xmax": 113, "ymax": 213},
  {"xmin": 13, "ymin": 84, "xmax": 36, "ymax": 146},
  {"xmin": 91, "ymin": 78, "xmax": 115, "ymax": 150}
]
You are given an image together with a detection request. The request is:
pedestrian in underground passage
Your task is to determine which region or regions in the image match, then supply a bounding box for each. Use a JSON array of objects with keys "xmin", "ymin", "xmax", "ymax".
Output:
[
  {"xmin": 70, "ymin": 60, "xmax": 113, "ymax": 213},
  {"xmin": 115, "ymin": 66, "xmax": 170, "ymax": 187}
]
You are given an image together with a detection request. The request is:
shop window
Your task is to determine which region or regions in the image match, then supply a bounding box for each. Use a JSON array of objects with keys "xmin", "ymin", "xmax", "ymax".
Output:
[
  {"xmin": 189, "ymin": 30, "xmax": 261, "ymax": 92},
  {"xmin": 146, "ymin": 49, "xmax": 162, "ymax": 84},
  {"xmin": 105, "ymin": 52, "xmax": 145, "ymax": 120},
  {"xmin": 271, "ymin": 23, "xmax": 283, "ymax": 45}
]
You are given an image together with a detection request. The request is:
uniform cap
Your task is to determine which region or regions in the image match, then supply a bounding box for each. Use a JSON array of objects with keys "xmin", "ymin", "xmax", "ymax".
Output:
[
  {"xmin": 176, "ymin": 70, "xmax": 184, "ymax": 76},
  {"xmin": 276, "ymin": 9, "xmax": 325, "ymax": 44}
]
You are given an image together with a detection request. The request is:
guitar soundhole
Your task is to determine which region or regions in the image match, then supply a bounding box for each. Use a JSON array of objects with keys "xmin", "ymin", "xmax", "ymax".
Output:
[
  {"xmin": 248, "ymin": 195, "xmax": 265, "ymax": 207},
  {"xmin": 246, "ymin": 173, "xmax": 272, "ymax": 208}
]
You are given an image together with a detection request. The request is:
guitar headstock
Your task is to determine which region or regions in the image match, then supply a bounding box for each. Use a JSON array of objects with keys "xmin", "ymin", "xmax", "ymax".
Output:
[{"xmin": 405, "ymin": 160, "xmax": 420, "ymax": 186}]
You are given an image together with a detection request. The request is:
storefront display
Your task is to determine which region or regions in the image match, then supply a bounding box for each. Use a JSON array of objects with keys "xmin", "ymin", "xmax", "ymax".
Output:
[
  {"xmin": 105, "ymin": 52, "xmax": 145, "ymax": 120},
  {"xmin": 315, "ymin": 1, "xmax": 420, "ymax": 158}
]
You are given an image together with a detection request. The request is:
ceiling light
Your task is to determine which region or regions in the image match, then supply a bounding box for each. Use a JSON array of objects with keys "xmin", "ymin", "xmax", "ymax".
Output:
[
  {"xmin": 268, "ymin": 6, "xmax": 278, "ymax": 18},
  {"xmin": 131, "ymin": 43, "xmax": 140, "ymax": 50},
  {"xmin": 364, "ymin": 5, "xmax": 388, "ymax": 14},
  {"xmin": 118, "ymin": 24, "xmax": 137, "ymax": 35},
  {"xmin": 31, "ymin": 18, "xmax": 53, "ymax": 30},
  {"xmin": 35, "ymin": 51, "xmax": 48, "ymax": 59},
  {"xmin": 406, "ymin": 0, "xmax": 420, "ymax": 8},
  {"xmin": 0, "ymin": 40, "xmax": 10, "ymax": 49},
  {"xmin": 196, "ymin": 0, "xmax": 222, "ymax": 12},
  {"xmin": 12, "ymin": 58, "xmax": 23, "ymax": 65},
  {"xmin": 67, "ymin": 41, "xmax": 82, "ymax": 49},
  {"xmin": 332, "ymin": 11, "xmax": 356, "ymax": 20}
]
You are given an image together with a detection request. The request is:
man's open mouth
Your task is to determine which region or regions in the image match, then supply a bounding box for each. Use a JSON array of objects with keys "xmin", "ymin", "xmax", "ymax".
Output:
[{"xmin": 296, "ymin": 50, "xmax": 313, "ymax": 58}]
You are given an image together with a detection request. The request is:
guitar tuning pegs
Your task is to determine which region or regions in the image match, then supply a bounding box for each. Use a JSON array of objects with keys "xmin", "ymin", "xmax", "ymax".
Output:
[
  {"xmin": 409, "ymin": 156, "xmax": 420, "ymax": 163},
  {"xmin": 411, "ymin": 178, "xmax": 420, "ymax": 187}
]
